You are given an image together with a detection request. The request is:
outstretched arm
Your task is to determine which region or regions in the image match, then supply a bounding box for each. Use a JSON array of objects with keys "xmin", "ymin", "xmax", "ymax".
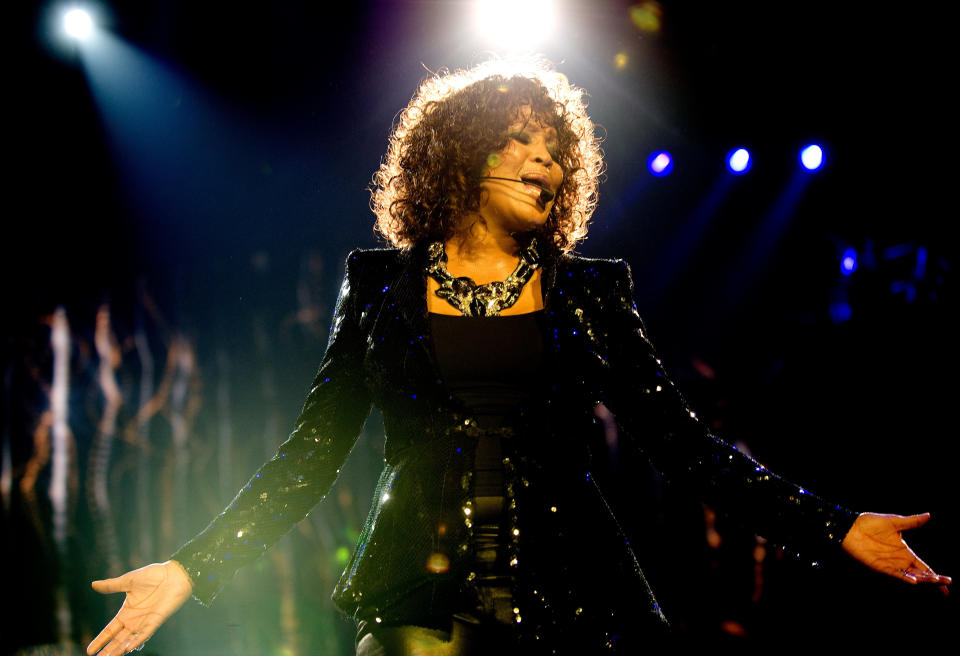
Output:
[
  {"xmin": 601, "ymin": 259, "xmax": 951, "ymax": 587},
  {"xmin": 842, "ymin": 512, "xmax": 951, "ymax": 592},
  {"xmin": 169, "ymin": 251, "xmax": 373, "ymax": 604},
  {"xmin": 88, "ymin": 251, "xmax": 373, "ymax": 652},
  {"xmin": 598, "ymin": 259, "xmax": 858, "ymax": 562}
]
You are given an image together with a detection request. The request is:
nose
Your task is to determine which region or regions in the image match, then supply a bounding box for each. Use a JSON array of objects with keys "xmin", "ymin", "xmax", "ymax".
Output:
[{"xmin": 529, "ymin": 137, "xmax": 554, "ymax": 167}]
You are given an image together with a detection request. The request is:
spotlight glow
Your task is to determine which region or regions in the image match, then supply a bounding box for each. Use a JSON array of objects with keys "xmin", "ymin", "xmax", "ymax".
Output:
[
  {"xmin": 727, "ymin": 148, "xmax": 751, "ymax": 174},
  {"xmin": 800, "ymin": 144, "xmax": 824, "ymax": 171},
  {"xmin": 64, "ymin": 8, "xmax": 93, "ymax": 40},
  {"xmin": 648, "ymin": 151, "xmax": 673, "ymax": 177},
  {"xmin": 474, "ymin": 0, "xmax": 556, "ymax": 50}
]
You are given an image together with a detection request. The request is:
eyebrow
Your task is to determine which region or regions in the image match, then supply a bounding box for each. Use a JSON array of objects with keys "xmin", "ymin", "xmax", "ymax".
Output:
[{"xmin": 509, "ymin": 122, "xmax": 559, "ymax": 139}]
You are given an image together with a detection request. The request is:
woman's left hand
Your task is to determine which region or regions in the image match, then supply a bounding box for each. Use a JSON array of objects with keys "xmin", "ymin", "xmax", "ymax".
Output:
[{"xmin": 841, "ymin": 512, "xmax": 951, "ymax": 593}]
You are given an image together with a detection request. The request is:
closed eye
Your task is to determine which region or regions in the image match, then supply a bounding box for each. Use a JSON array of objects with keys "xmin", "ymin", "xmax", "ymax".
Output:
[{"xmin": 509, "ymin": 131, "xmax": 561, "ymax": 161}]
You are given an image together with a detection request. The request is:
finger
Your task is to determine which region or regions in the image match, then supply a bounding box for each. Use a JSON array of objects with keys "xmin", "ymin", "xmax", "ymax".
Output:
[
  {"xmin": 87, "ymin": 617, "xmax": 124, "ymax": 654},
  {"xmin": 906, "ymin": 571, "xmax": 946, "ymax": 584},
  {"xmin": 91, "ymin": 576, "xmax": 129, "ymax": 595},
  {"xmin": 891, "ymin": 512, "xmax": 931, "ymax": 531},
  {"xmin": 100, "ymin": 632, "xmax": 133, "ymax": 656},
  {"xmin": 897, "ymin": 570, "xmax": 919, "ymax": 585},
  {"xmin": 109, "ymin": 626, "xmax": 148, "ymax": 656},
  {"xmin": 905, "ymin": 554, "xmax": 949, "ymax": 583}
]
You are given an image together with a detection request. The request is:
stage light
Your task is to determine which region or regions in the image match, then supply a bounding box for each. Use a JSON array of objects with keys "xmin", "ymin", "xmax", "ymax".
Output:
[
  {"xmin": 829, "ymin": 301, "xmax": 852, "ymax": 323},
  {"xmin": 727, "ymin": 148, "xmax": 751, "ymax": 174},
  {"xmin": 474, "ymin": 0, "xmax": 556, "ymax": 50},
  {"xmin": 800, "ymin": 144, "xmax": 824, "ymax": 171},
  {"xmin": 840, "ymin": 247, "xmax": 857, "ymax": 275},
  {"xmin": 648, "ymin": 151, "xmax": 673, "ymax": 177},
  {"xmin": 63, "ymin": 8, "xmax": 93, "ymax": 40}
]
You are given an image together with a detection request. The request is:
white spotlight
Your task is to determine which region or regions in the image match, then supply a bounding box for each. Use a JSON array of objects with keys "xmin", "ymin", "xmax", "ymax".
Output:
[
  {"xmin": 800, "ymin": 144, "xmax": 824, "ymax": 171},
  {"xmin": 64, "ymin": 8, "xmax": 94, "ymax": 40},
  {"xmin": 727, "ymin": 148, "xmax": 751, "ymax": 174},
  {"xmin": 474, "ymin": 0, "xmax": 556, "ymax": 50}
]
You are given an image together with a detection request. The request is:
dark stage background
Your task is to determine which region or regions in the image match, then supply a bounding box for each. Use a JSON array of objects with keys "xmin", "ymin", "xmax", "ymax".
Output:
[{"xmin": 5, "ymin": 1, "xmax": 957, "ymax": 654}]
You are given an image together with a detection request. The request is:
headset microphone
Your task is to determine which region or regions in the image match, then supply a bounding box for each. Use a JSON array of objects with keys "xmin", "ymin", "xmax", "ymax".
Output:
[{"xmin": 483, "ymin": 176, "xmax": 555, "ymax": 204}]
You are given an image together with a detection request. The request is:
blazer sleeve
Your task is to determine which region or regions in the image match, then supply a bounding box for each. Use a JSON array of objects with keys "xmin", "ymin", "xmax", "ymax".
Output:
[
  {"xmin": 599, "ymin": 259, "xmax": 859, "ymax": 564},
  {"xmin": 171, "ymin": 251, "xmax": 373, "ymax": 605}
]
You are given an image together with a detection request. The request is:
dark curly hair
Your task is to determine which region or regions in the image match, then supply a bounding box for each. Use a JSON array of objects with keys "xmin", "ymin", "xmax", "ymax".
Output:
[{"xmin": 371, "ymin": 59, "xmax": 603, "ymax": 253}]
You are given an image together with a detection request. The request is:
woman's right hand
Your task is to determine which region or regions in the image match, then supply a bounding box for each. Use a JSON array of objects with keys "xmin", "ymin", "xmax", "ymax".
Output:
[{"xmin": 87, "ymin": 560, "xmax": 194, "ymax": 656}]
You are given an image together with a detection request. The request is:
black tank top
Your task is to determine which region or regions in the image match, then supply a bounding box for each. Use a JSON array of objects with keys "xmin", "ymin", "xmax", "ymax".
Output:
[{"xmin": 429, "ymin": 310, "xmax": 545, "ymax": 496}]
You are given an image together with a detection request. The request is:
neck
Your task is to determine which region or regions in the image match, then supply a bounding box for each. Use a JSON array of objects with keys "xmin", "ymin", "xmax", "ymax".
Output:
[{"xmin": 445, "ymin": 216, "xmax": 526, "ymax": 268}]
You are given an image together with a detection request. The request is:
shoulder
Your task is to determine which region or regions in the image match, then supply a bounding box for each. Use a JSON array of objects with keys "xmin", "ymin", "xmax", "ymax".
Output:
[
  {"xmin": 345, "ymin": 247, "xmax": 404, "ymax": 267},
  {"xmin": 556, "ymin": 252, "xmax": 634, "ymax": 289},
  {"xmin": 342, "ymin": 247, "xmax": 405, "ymax": 279}
]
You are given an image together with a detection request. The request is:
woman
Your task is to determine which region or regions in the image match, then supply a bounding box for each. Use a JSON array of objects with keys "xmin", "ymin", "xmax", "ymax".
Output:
[{"xmin": 87, "ymin": 60, "xmax": 949, "ymax": 656}]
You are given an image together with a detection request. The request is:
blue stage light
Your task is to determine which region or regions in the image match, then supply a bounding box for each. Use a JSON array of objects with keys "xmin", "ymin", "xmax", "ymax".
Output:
[
  {"xmin": 648, "ymin": 151, "xmax": 673, "ymax": 177},
  {"xmin": 800, "ymin": 144, "xmax": 824, "ymax": 171},
  {"xmin": 727, "ymin": 148, "xmax": 751, "ymax": 174},
  {"xmin": 840, "ymin": 247, "xmax": 857, "ymax": 275},
  {"xmin": 829, "ymin": 301, "xmax": 852, "ymax": 323}
]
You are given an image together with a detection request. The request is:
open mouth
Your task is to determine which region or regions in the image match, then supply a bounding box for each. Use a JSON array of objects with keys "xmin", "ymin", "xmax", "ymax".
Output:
[
  {"xmin": 520, "ymin": 173, "xmax": 551, "ymax": 192},
  {"xmin": 519, "ymin": 174, "xmax": 553, "ymax": 208}
]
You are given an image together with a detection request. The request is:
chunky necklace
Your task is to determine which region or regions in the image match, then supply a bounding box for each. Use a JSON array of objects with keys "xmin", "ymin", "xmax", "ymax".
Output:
[{"xmin": 425, "ymin": 237, "xmax": 540, "ymax": 317}]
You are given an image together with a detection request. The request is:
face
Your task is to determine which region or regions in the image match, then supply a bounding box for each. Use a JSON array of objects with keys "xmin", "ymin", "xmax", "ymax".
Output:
[{"xmin": 478, "ymin": 109, "xmax": 564, "ymax": 235}]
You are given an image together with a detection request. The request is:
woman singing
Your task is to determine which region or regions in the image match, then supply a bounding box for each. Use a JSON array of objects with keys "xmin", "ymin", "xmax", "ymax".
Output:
[{"xmin": 86, "ymin": 60, "xmax": 950, "ymax": 656}]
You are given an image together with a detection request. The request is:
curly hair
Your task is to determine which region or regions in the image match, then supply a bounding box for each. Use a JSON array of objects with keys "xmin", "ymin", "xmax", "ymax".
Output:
[{"xmin": 371, "ymin": 59, "xmax": 603, "ymax": 253}]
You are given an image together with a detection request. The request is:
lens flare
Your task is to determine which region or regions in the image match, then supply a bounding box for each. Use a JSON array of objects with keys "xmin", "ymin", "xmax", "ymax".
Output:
[{"xmin": 629, "ymin": 2, "xmax": 663, "ymax": 33}]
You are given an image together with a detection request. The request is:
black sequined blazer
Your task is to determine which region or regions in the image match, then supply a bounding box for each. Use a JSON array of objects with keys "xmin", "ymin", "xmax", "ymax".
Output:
[{"xmin": 172, "ymin": 243, "xmax": 858, "ymax": 649}]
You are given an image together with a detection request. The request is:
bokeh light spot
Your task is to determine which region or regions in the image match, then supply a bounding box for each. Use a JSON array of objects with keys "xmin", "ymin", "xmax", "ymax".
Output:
[
  {"xmin": 426, "ymin": 552, "xmax": 450, "ymax": 574},
  {"xmin": 486, "ymin": 153, "xmax": 501, "ymax": 168},
  {"xmin": 614, "ymin": 52, "xmax": 629, "ymax": 70}
]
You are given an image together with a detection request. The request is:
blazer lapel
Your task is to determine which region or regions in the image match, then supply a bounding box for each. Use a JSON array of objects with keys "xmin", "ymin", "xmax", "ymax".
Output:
[
  {"xmin": 540, "ymin": 246, "xmax": 561, "ymax": 312},
  {"xmin": 389, "ymin": 243, "xmax": 440, "ymax": 372}
]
